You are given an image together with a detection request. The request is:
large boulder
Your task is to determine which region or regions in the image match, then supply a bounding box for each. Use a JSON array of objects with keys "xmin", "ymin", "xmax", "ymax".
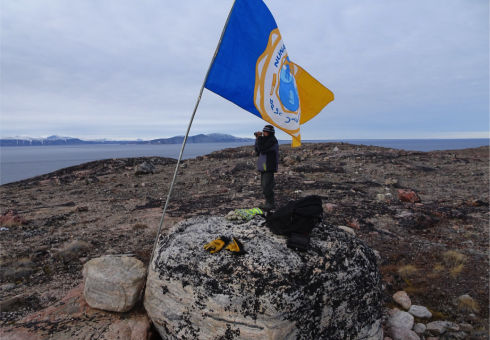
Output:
[
  {"xmin": 144, "ymin": 216, "xmax": 383, "ymax": 340},
  {"xmin": 83, "ymin": 255, "xmax": 147, "ymax": 312}
]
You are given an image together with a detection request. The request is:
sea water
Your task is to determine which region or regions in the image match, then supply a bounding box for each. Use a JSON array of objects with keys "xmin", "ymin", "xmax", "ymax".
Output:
[
  {"xmin": 0, "ymin": 143, "xmax": 253, "ymax": 185},
  {"xmin": 0, "ymin": 139, "xmax": 488, "ymax": 185}
]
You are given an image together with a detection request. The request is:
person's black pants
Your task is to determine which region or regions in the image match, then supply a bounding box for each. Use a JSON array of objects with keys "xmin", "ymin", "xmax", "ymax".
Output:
[{"xmin": 260, "ymin": 171, "xmax": 275, "ymax": 197}]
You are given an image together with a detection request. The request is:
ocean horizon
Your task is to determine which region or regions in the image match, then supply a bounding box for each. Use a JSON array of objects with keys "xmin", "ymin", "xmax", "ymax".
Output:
[{"xmin": 1, "ymin": 138, "xmax": 488, "ymax": 185}]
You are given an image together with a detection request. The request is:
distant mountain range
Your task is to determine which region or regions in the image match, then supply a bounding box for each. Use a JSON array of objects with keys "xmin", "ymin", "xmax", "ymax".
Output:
[{"xmin": 0, "ymin": 134, "xmax": 254, "ymax": 146}]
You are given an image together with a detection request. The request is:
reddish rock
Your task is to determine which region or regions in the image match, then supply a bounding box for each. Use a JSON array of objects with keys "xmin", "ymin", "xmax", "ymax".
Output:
[
  {"xmin": 345, "ymin": 218, "xmax": 361, "ymax": 229},
  {"xmin": 0, "ymin": 210, "xmax": 27, "ymax": 227},
  {"xmin": 397, "ymin": 189, "xmax": 421, "ymax": 203},
  {"xmin": 393, "ymin": 291, "xmax": 412, "ymax": 310},
  {"xmin": 0, "ymin": 284, "xmax": 151, "ymax": 340}
]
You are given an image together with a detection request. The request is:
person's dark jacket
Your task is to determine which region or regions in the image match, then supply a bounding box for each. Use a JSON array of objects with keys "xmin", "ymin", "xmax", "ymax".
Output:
[{"xmin": 255, "ymin": 135, "xmax": 279, "ymax": 172}]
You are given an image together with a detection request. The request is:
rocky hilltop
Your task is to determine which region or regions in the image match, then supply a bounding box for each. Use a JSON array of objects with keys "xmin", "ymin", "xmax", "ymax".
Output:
[{"xmin": 0, "ymin": 142, "xmax": 488, "ymax": 339}]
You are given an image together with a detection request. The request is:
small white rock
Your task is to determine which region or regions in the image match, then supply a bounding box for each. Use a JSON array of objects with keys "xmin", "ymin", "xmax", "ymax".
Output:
[
  {"xmin": 408, "ymin": 305, "xmax": 432, "ymax": 319},
  {"xmin": 386, "ymin": 311, "xmax": 414, "ymax": 330},
  {"xmin": 413, "ymin": 323, "xmax": 426, "ymax": 334}
]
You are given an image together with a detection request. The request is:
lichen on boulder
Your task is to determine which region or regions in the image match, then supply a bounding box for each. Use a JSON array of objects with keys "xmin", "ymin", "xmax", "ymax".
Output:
[{"xmin": 144, "ymin": 216, "xmax": 383, "ymax": 340}]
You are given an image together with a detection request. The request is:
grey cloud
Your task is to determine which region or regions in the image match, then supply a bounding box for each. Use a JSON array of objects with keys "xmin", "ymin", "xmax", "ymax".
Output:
[{"xmin": 1, "ymin": 0, "xmax": 488, "ymax": 140}]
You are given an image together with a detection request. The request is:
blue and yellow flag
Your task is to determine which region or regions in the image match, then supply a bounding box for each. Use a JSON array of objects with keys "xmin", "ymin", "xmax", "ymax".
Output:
[{"xmin": 205, "ymin": 0, "xmax": 334, "ymax": 147}]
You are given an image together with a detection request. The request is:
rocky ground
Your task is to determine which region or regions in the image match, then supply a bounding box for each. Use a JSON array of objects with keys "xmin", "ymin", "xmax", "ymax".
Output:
[{"xmin": 0, "ymin": 142, "xmax": 488, "ymax": 338}]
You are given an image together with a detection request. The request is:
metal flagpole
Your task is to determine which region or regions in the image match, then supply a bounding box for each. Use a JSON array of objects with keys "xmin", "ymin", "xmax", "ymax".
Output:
[{"xmin": 147, "ymin": 0, "xmax": 237, "ymax": 273}]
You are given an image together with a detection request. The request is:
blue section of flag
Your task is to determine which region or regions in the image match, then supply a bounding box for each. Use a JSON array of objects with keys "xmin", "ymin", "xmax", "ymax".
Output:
[{"xmin": 204, "ymin": 0, "xmax": 277, "ymax": 118}]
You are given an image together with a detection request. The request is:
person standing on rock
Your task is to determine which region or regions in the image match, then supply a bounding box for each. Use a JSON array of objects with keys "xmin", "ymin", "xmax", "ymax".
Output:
[{"xmin": 254, "ymin": 125, "xmax": 279, "ymax": 210}]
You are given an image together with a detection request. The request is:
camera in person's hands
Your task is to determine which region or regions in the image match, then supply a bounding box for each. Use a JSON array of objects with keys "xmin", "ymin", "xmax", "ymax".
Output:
[{"xmin": 254, "ymin": 131, "xmax": 262, "ymax": 137}]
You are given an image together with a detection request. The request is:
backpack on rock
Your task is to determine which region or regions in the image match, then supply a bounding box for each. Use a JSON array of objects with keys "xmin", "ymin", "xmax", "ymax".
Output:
[{"xmin": 265, "ymin": 195, "xmax": 323, "ymax": 236}]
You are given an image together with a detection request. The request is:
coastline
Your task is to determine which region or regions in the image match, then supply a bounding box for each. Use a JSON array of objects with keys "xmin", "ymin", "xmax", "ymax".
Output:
[{"xmin": 1, "ymin": 139, "xmax": 488, "ymax": 186}]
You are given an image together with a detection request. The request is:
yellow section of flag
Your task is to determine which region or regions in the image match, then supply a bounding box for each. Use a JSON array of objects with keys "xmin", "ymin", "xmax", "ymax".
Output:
[{"xmin": 294, "ymin": 64, "xmax": 335, "ymax": 125}]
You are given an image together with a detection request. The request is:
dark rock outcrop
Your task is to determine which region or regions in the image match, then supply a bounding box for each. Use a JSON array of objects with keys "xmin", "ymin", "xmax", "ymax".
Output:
[{"xmin": 134, "ymin": 161, "xmax": 156, "ymax": 175}]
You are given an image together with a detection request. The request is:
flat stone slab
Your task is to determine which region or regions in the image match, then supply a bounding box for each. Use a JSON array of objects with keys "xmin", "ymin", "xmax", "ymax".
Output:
[
  {"xmin": 145, "ymin": 216, "xmax": 383, "ymax": 340},
  {"xmin": 83, "ymin": 255, "xmax": 146, "ymax": 312}
]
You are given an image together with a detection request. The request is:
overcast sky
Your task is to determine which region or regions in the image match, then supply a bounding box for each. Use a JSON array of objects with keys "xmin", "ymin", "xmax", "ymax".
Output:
[{"xmin": 1, "ymin": 0, "xmax": 488, "ymax": 140}]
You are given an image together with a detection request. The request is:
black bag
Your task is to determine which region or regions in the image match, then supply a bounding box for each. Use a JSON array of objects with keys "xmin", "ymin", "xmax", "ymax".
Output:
[
  {"xmin": 287, "ymin": 233, "xmax": 310, "ymax": 252},
  {"xmin": 265, "ymin": 195, "xmax": 323, "ymax": 236}
]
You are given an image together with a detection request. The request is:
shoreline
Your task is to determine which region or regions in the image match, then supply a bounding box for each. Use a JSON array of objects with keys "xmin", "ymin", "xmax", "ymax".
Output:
[{"xmin": 2, "ymin": 141, "xmax": 489, "ymax": 187}]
